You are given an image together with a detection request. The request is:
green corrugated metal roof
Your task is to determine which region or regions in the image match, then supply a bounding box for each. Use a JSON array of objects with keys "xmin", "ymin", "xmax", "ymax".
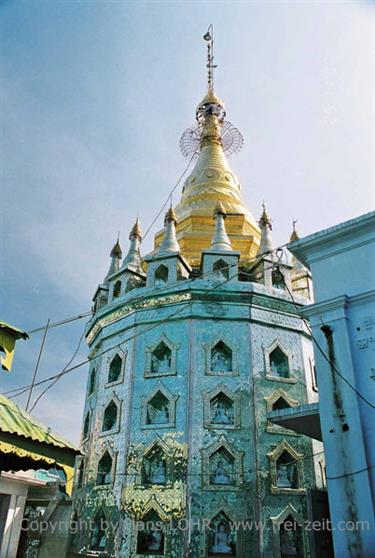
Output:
[
  {"xmin": 0, "ymin": 321, "xmax": 29, "ymax": 339},
  {"xmin": 0, "ymin": 394, "xmax": 78, "ymax": 451}
]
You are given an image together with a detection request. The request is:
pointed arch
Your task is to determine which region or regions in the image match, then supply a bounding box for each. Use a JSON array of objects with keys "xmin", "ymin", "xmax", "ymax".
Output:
[
  {"xmin": 203, "ymin": 383, "xmax": 240, "ymax": 429},
  {"xmin": 142, "ymin": 382, "xmax": 179, "ymax": 429},
  {"xmin": 204, "ymin": 335, "xmax": 239, "ymax": 376},
  {"xmin": 106, "ymin": 350, "xmax": 126, "ymax": 385},
  {"xmin": 76, "ymin": 456, "xmax": 85, "ymax": 488},
  {"xmin": 264, "ymin": 340, "xmax": 295, "ymax": 383},
  {"xmin": 271, "ymin": 504, "xmax": 307, "ymax": 558},
  {"xmin": 155, "ymin": 264, "xmax": 169, "ymax": 286},
  {"xmin": 272, "ymin": 267, "xmax": 286, "ymax": 290},
  {"xmin": 212, "ymin": 258, "xmax": 229, "ymax": 280},
  {"xmin": 96, "ymin": 450, "xmax": 114, "ymax": 486},
  {"xmin": 136, "ymin": 507, "xmax": 166, "ymax": 555},
  {"xmin": 201, "ymin": 435, "xmax": 244, "ymax": 490},
  {"xmin": 82, "ymin": 411, "xmax": 90, "ymax": 441},
  {"xmin": 145, "ymin": 334, "xmax": 178, "ymax": 378},
  {"xmin": 264, "ymin": 388, "xmax": 299, "ymax": 435},
  {"xmin": 135, "ymin": 436, "xmax": 176, "ymax": 487},
  {"xmin": 206, "ymin": 509, "xmax": 237, "ymax": 557},
  {"xmin": 89, "ymin": 507, "xmax": 109, "ymax": 552},
  {"xmin": 267, "ymin": 439, "xmax": 305, "ymax": 494},
  {"xmin": 101, "ymin": 395, "xmax": 121, "ymax": 434},
  {"xmin": 112, "ymin": 279, "xmax": 122, "ymax": 299},
  {"xmin": 88, "ymin": 367, "xmax": 96, "ymax": 397},
  {"xmin": 125, "ymin": 274, "xmax": 144, "ymax": 293}
]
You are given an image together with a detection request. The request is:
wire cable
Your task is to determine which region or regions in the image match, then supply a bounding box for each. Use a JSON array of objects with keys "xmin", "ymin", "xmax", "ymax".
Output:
[
  {"xmin": 272, "ymin": 265, "xmax": 375, "ymax": 411},
  {"xmin": 4, "ymin": 252, "xmax": 307, "ymax": 400},
  {"xmin": 4, "ymin": 261, "xmax": 240, "ymax": 399},
  {"xmin": 326, "ymin": 463, "xmax": 375, "ymax": 480},
  {"xmin": 25, "ymin": 318, "xmax": 50, "ymax": 411},
  {"xmin": 22, "ymin": 155, "xmax": 197, "ymax": 338},
  {"xmin": 142, "ymin": 151, "xmax": 197, "ymax": 241},
  {"xmin": 27, "ymin": 312, "xmax": 91, "ymax": 336},
  {"xmin": 28, "ymin": 329, "xmax": 86, "ymax": 413}
]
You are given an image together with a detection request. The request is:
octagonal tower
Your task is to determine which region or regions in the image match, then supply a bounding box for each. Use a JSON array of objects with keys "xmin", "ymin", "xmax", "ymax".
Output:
[{"xmin": 71, "ymin": 31, "xmax": 323, "ymax": 558}]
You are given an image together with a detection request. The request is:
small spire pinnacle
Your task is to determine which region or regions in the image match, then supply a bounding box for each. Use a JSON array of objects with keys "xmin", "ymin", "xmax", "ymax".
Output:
[
  {"xmin": 210, "ymin": 202, "xmax": 232, "ymax": 251},
  {"xmin": 258, "ymin": 201, "xmax": 272, "ymax": 230},
  {"xmin": 105, "ymin": 237, "xmax": 122, "ymax": 280},
  {"xmin": 122, "ymin": 218, "xmax": 143, "ymax": 271},
  {"xmin": 257, "ymin": 203, "xmax": 274, "ymax": 256},
  {"xmin": 214, "ymin": 200, "xmax": 227, "ymax": 217},
  {"xmin": 159, "ymin": 207, "xmax": 180, "ymax": 252},
  {"xmin": 290, "ymin": 219, "xmax": 300, "ymax": 242},
  {"xmin": 110, "ymin": 238, "xmax": 122, "ymax": 259},
  {"xmin": 130, "ymin": 217, "xmax": 142, "ymax": 240},
  {"xmin": 164, "ymin": 206, "xmax": 177, "ymax": 226}
]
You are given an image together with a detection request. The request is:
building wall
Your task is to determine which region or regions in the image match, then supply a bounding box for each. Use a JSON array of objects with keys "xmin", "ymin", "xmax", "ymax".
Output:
[
  {"xmin": 72, "ymin": 278, "xmax": 320, "ymax": 558},
  {"xmin": 290, "ymin": 211, "xmax": 375, "ymax": 558},
  {"xmin": 0, "ymin": 476, "xmax": 28, "ymax": 558}
]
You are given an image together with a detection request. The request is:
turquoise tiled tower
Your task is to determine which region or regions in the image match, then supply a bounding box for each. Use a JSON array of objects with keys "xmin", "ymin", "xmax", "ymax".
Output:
[{"xmin": 71, "ymin": 33, "xmax": 321, "ymax": 558}]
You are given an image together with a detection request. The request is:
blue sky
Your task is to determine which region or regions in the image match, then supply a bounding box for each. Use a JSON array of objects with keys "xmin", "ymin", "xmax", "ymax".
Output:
[{"xmin": 1, "ymin": 0, "xmax": 374, "ymax": 444}]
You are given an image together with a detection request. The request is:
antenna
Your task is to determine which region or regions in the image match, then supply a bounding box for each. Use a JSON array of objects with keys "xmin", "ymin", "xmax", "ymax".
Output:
[{"xmin": 203, "ymin": 24, "xmax": 217, "ymax": 91}]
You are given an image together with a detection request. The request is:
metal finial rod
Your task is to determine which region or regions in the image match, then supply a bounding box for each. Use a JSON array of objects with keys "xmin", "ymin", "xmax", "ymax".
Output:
[
  {"xmin": 204, "ymin": 24, "xmax": 217, "ymax": 92},
  {"xmin": 292, "ymin": 219, "xmax": 298, "ymax": 232}
]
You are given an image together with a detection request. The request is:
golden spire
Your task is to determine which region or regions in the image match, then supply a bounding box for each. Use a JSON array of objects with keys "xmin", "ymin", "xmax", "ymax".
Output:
[
  {"xmin": 204, "ymin": 24, "xmax": 216, "ymax": 94},
  {"xmin": 154, "ymin": 28, "xmax": 260, "ymax": 264}
]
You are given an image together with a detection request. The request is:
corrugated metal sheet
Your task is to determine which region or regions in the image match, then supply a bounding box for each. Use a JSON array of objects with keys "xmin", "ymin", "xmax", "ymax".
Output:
[
  {"xmin": 0, "ymin": 321, "xmax": 28, "ymax": 339},
  {"xmin": 0, "ymin": 439, "xmax": 56, "ymax": 464},
  {"xmin": 0, "ymin": 394, "xmax": 78, "ymax": 451}
]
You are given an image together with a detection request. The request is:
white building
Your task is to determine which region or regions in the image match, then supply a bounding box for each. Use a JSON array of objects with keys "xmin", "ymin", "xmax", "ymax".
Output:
[{"xmin": 271, "ymin": 211, "xmax": 375, "ymax": 558}]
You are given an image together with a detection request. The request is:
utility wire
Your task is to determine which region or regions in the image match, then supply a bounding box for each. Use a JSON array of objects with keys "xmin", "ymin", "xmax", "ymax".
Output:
[
  {"xmin": 3, "ymin": 253, "xmax": 306, "ymax": 400},
  {"xmin": 228, "ymin": 255, "xmax": 375, "ymax": 411},
  {"xmin": 59, "ymin": 448, "xmax": 329, "ymax": 489},
  {"xmin": 83, "ymin": 450, "xmax": 327, "ymax": 481},
  {"xmin": 25, "ymin": 318, "xmax": 50, "ymax": 411},
  {"xmin": 27, "ymin": 312, "xmax": 91, "ymax": 336},
  {"xmin": 326, "ymin": 463, "xmax": 375, "ymax": 480},
  {"xmin": 28, "ymin": 329, "xmax": 86, "ymax": 413},
  {"xmin": 23, "ymin": 154, "xmax": 196, "ymax": 339},
  {"xmin": 4, "ymin": 261, "xmax": 241, "ymax": 399},
  {"xmin": 142, "ymin": 152, "xmax": 197, "ymax": 242},
  {"xmin": 273, "ymin": 264, "xmax": 375, "ymax": 411}
]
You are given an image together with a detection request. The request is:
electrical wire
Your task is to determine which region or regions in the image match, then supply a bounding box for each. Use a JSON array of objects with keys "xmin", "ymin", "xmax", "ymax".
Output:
[
  {"xmin": 78, "ymin": 450, "xmax": 327, "ymax": 484},
  {"xmin": 27, "ymin": 312, "xmax": 91, "ymax": 336},
  {"xmin": 326, "ymin": 463, "xmax": 375, "ymax": 480},
  {"xmin": 25, "ymin": 317, "xmax": 50, "ymax": 411},
  {"xmin": 4, "ymin": 253, "xmax": 306, "ymax": 400},
  {"xmin": 142, "ymin": 151, "xmax": 197, "ymax": 241},
  {"xmin": 21, "ymin": 153, "xmax": 196, "ymax": 340},
  {"xmin": 4, "ymin": 260, "xmax": 242, "ymax": 399},
  {"xmin": 272, "ymin": 263, "xmax": 375, "ymax": 411},
  {"xmin": 28, "ymin": 329, "xmax": 86, "ymax": 413}
]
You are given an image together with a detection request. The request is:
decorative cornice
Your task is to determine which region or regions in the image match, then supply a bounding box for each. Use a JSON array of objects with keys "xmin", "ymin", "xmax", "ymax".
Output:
[{"xmin": 86, "ymin": 293, "xmax": 191, "ymax": 345}]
